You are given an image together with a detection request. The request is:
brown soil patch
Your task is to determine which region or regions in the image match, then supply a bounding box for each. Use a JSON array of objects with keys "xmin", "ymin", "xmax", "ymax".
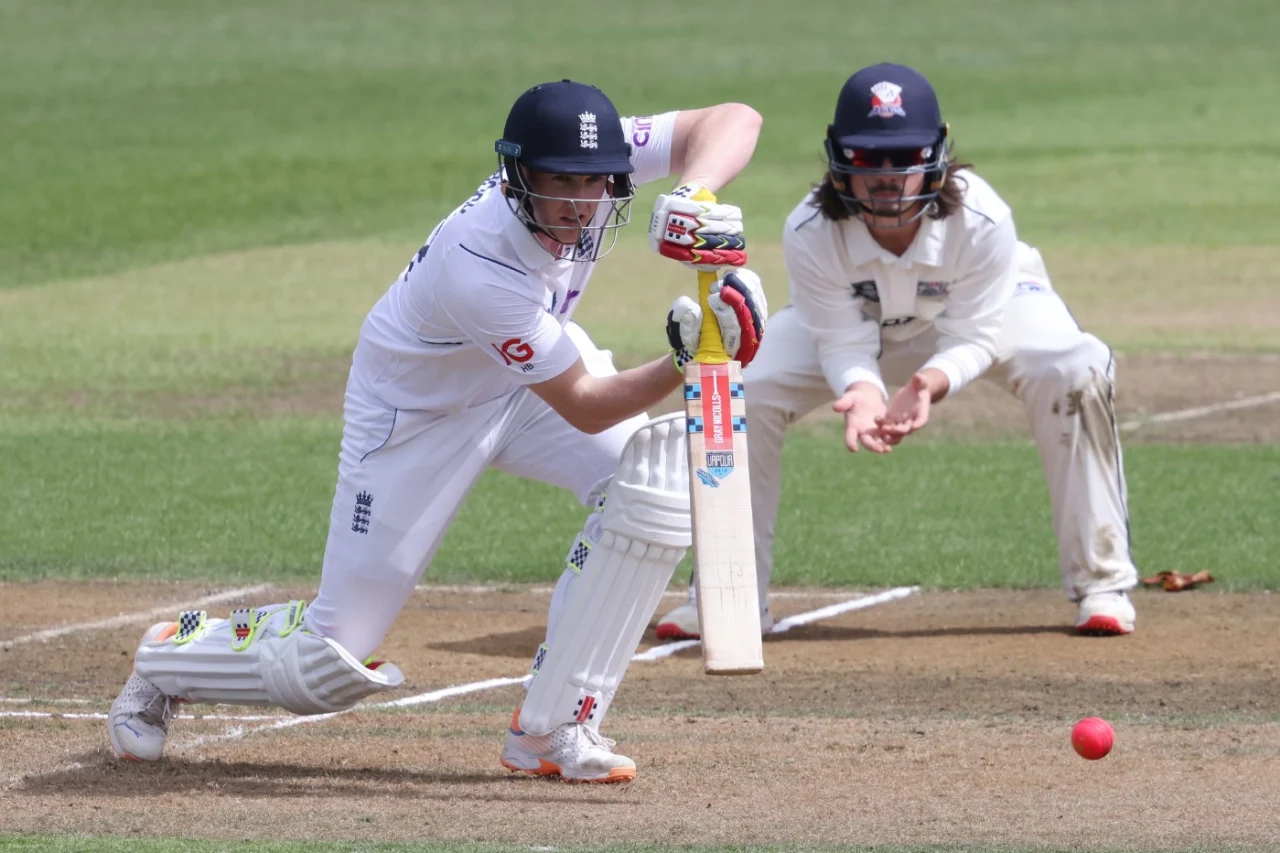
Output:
[
  {"xmin": 12, "ymin": 351, "xmax": 1280, "ymax": 442},
  {"xmin": 3, "ymin": 583, "xmax": 1280, "ymax": 849},
  {"xmin": 776, "ymin": 352, "xmax": 1280, "ymax": 444}
]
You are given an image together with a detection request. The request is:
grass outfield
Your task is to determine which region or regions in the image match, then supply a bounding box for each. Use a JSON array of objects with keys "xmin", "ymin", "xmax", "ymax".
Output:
[
  {"xmin": 3, "ymin": 421, "xmax": 1276, "ymax": 589},
  {"xmin": 3, "ymin": 0, "xmax": 1278, "ymax": 292},
  {"xmin": 2, "ymin": 0, "xmax": 1278, "ymax": 592}
]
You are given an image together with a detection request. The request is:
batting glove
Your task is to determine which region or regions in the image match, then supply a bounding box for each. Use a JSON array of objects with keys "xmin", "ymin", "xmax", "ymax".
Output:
[
  {"xmin": 649, "ymin": 182, "xmax": 747, "ymax": 271},
  {"xmin": 666, "ymin": 268, "xmax": 768, "ymax": 367}
]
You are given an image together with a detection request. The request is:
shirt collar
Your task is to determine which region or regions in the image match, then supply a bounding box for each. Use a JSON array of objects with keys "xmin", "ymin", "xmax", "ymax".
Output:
[
  {"xmin": 499, "ymin": 197, "xmax": 572, "ymax": 272},
  {"xmin": 844, "ymin": 209, "xmax": 946, "ymax": 268}
]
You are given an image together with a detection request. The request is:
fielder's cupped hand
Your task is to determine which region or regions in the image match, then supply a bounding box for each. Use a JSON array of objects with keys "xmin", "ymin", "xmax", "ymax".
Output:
[
  {"xmin": 874, "ymin": 372, "xmax": 933, "ymax": 444},
  {"xmin": 666, "ymin": 269, "xmax": 768, "ymax": 367},
  {"xmin": 833, "ymin": 384, "xmax": 892, "ymax": 454},
  {"xmin": 649, "ymin": 182, "xmax": 747, "ymax": 270}
]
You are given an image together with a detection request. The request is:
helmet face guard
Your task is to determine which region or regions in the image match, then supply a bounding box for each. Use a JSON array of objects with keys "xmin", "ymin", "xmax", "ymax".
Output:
[
  {"xmin": 824, "ymin": 124, "xmax": 950, "ymax": 229},
  {"xmin": 497, "ymin": 144, "xmax": 635, "ymax": 263}
]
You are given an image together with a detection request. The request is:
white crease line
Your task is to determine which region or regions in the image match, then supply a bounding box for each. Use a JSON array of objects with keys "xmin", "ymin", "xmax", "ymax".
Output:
[
  {"xmin": 7, "ymin": 587, "xmax": 918, "ymax": 764},
  {"xmin": 1120, "ymin": 390, "xmax": 1280, "ymax": 432},
  {"xmin": 188, "ymin": 587, "xmax": 918, "ymax": 748},
  {"xmin": 632, "ymin": 586, "xmax": 919, "ymax": 662},
  {"xmin": 186, "ymin": 676, "xmax": 531, "ymax": 749},
  {"xmin": 769, "ymin": 585, "xmax": 919, "ymax": 633},
  {"xmin": 2, "ymin": 583, "xmax": 273, "ymax": 648},
  {"xmin": 0, "ymin": 697, "xmax": 93, "ymax": 705}
]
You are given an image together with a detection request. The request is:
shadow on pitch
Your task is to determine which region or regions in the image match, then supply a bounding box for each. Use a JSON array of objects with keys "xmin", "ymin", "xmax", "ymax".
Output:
[
  {"xmin": 11, "ymin": 750, "xmax": 634, "ymax": 804},
  {"xmin": 428, "ymin": 622, "xmax": 1073, "ymax": 661},
  {"xmin": 428, "ymin": 625, "xmax": 546, "ymax": 658}
]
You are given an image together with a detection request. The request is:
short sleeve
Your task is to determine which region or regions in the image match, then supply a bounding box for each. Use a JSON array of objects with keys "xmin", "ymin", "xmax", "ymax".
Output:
[
  {"xmin": 434, "ymin": 247, "xmax": 581, "ymax": 384},
  {"xmin": 619, "ymin": 112, "xmax": 678, "ymax": 187}
]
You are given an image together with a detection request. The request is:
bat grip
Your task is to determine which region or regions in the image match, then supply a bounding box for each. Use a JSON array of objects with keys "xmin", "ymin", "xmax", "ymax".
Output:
[{"xmin": 694, "ymin": 269, "xmax": 730, "ymax": 364}]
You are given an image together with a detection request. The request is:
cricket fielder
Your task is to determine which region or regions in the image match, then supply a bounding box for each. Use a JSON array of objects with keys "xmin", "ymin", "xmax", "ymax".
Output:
[
  {"xmin": 108, "ymin": 80, "xmax": 767, "ymax": 782},
  {"xmin": 657, "ymin": 63, "xmax": 1138, "ymax": 640}
]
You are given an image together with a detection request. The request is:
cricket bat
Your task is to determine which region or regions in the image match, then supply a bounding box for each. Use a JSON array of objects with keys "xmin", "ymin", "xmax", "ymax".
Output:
[{"xmin": 684, "ymin": 266, "xmax": 764, "ymax": 675}]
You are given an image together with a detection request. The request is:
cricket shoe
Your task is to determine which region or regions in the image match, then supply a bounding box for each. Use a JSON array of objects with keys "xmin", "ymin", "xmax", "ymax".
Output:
[
  {"xmin": 1074, "ymin": 591, "xmax": 1136, "ymax": 636},
  {"xmin": 501, "ymin": 711, "xmax": 636, "ymax": 783},
  {"xmin": 107, "ymin": 621, "xmax": 179, "ymax": 761},
  {"xmin": 654, "ymin": 599, "xmax": 775, "ymax": 641}
]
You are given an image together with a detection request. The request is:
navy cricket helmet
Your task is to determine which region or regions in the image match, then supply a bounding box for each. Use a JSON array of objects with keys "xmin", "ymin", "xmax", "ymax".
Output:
[
  {"xmin": 823, "ymin": 63, "xmax": 951, "ymax": 228},
  {"xmin": 495, "ymin": 80, "xmax": 635, "ymax": 261}
]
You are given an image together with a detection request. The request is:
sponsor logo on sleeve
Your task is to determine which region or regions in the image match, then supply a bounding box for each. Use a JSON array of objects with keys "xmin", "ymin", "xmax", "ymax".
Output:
[
  {"xmin": 916, "ymin": 280, "xmax": 951, "ymax": 297},
  {"xmin": 631, "ymin": 117, "xmax": 653, "ymax": 148},
  {"xmin": 492, "ymin": 338, "xmax": 534, "ymax": 365}
]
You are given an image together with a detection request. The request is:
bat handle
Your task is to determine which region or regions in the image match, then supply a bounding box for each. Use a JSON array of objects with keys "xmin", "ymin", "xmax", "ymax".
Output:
[{"xmin": 694, "ymin": 269, "xmax": 730, "ymax": 364}]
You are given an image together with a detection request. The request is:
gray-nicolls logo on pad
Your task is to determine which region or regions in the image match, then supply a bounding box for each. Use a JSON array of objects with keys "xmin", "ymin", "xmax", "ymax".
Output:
[
  {"xmin": 352, "ymin": 491, "xmax": 373, "ymax": 534},
  {"xmin": 578, "ymin": 111, "xmax": 598, "ymax": 149}
]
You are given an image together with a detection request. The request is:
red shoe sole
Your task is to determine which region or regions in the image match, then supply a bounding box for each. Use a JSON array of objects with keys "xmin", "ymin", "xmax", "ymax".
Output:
[
  {"xmin": 1076, "ymin": 615, "xmax": 1133, "ymax": 636},
  {"xmin": 655, "ymin": 622, "xmax": 699, "ymax": 641}
]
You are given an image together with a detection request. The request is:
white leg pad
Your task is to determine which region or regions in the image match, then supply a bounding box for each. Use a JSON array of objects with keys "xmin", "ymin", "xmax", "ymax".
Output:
[
  {"xmin": 134, "ymin": 601, "xmax": 404, "ymax": 715},
  {"xmin": 519, "ymin": 414, "xmax": 690, "ymax": 735}
]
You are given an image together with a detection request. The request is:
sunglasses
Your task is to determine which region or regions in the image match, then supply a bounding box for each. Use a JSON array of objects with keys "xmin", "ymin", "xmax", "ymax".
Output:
[{"xmin": 845, "ymin": 147, "xmax": 930, "ymax": 169}]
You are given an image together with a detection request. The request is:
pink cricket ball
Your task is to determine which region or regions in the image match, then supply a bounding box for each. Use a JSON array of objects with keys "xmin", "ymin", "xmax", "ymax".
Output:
[{"xmin": 1071, "ymin": 717, "xmax": 1115, "ymax": 760}]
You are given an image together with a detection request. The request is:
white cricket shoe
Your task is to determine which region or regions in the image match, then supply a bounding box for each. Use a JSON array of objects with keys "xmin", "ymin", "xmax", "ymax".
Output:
[
  {"xmin": 500, "ymin": 711, "xmax": 636, "ymax": 783},
  {"xmin": 108, "ymin": 622, "xmax": 179, "ymax": 761},
  {"xmin": 654, "ymin": 599, "xmax": 775, "ymax": 641},
  {"xmin": 1074, "ymin": 591, "xmax": 1136, "ymax": 636}
]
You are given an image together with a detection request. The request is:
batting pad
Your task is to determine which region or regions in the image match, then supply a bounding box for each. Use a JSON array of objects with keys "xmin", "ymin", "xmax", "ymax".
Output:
[
  {"xmin": 134, "ymin": 601, "xmax": 404, "ymax": 715},
  {"xmin": 519, "ymin": 414, "xmax": 691, "ymax": 735}
]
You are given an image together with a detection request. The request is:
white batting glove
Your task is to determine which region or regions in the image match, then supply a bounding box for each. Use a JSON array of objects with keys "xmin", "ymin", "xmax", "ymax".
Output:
[
  {"xmin": 649, "ymin": 182, "xmax": 747, "ymax": 270},
  {"xmin": 666, "ymin": 268, "xmax": 769, "ymax": 367}
]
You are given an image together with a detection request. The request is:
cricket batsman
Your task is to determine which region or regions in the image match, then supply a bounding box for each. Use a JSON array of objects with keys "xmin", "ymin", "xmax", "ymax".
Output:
[
  {"xmin": 108, "ymin": 79, "xmax": 768, "ymax": 782},
  {"xmin": 658, "ymin": 63, "xmax": 1139, "ymax": 640}
]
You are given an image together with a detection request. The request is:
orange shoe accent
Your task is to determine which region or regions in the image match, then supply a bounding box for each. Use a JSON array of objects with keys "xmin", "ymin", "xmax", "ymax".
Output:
[
  {"xmin": 501, "ymin": 757, "xmax": 562, "ymax": 777},
  {"xmin": 582, "ymin": 766, "xmax": 636, "ymax": 784},
  {"xmin": 508, "ymin": 707, "xmax": 523, "ymax": 735},
  {"xmin": 155, "ymin": 622, "xmax": 179, "ymax": 642}
]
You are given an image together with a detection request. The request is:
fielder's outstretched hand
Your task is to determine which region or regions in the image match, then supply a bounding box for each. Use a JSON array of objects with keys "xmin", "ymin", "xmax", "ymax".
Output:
[
  {"xmin": 833, "ymin": 384, "xmax": 891, "ymax": 453},
  {"xmin": 666, "ymin": 269, "xmax": 768, "ymax": 367},
  {"xmin": 649, "ymin": 182, "xmax": 747, "ymax": 271},
  {"xmin": 874, "ymin": 372, "xmax": 934, "ymax": 444}
]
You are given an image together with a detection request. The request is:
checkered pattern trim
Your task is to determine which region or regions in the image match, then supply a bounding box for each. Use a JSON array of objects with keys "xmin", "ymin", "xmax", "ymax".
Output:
[
  {"xmin": 530, "ymin": 642, "xmax": 548, "ymax": 677},
  {"xmin": 729, "ymin": 382, "xmax": 745, "ymax": 398},
  {"xmin": 566, "ymin": 534, "xmax": 591, "ymax": 574},
  {"xmin": 173, "ymin": 610, "xmax": 207, "ymax": 645}
]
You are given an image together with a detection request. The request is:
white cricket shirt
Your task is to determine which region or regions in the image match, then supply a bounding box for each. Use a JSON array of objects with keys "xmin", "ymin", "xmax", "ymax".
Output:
[
  {"xmin": 783, "ymin": 169, "xmax": 1039, "ymax": 398},
  {"xmin": 352, "ymin": 112, "xmax": 678, "ymax": 414}
]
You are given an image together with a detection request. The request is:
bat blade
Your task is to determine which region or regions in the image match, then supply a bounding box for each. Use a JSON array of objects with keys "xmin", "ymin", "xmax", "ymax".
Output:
[{"xmin": 684, "ymin": 357, "xmax": 763, "ymax": 675}]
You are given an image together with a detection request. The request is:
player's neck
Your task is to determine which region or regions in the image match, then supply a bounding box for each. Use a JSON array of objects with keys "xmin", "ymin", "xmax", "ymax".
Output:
[
  {"xmin": 866, "ymin": 217, "xmax": 923, "ymax": 257},
  {"xmin": 534, "ymin": 230, "xmax": 574, "ymax": 259}
]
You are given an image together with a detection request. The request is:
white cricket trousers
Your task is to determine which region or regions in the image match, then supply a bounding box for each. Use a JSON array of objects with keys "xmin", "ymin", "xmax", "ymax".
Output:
[
  {"xmin": 306, "ymin": 322, "xmax": 646, "ymax": 662},
  {"xmin": 747, "ymin": 267, "xmax": 1139, "ymax": 603}
]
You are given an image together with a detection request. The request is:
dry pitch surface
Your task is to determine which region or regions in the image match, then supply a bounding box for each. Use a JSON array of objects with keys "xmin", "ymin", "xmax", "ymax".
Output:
[{"xmin": 2, "ymin": 353, "xmax": 1279, "ymax": 850}]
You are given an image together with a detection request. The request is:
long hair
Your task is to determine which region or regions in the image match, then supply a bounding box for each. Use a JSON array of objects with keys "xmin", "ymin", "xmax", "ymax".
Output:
[{"xmin": 811, "ymin": 157, "xmax": 974, "ymax": 222}]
